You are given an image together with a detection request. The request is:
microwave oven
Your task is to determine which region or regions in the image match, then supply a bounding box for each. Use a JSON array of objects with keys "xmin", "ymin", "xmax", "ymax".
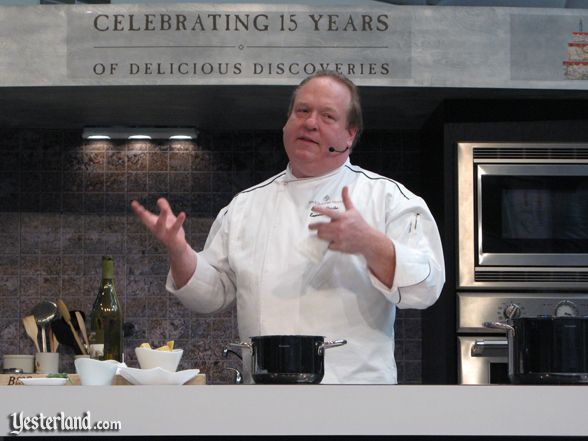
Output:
[{"xmin": 457, "ymin": 142, "xmax": 588, "ymax": 289}]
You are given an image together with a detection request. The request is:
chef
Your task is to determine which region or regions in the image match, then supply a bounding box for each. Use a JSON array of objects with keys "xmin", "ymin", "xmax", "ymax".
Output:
[{"xmin": 131, "ymin": 70, "xmax": 445, "ymax": 384}]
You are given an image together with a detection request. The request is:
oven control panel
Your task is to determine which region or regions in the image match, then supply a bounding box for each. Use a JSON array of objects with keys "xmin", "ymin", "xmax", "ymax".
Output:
[{"xmin": 458, "ymin": 292, "xmax": 588, "ymax": 333}]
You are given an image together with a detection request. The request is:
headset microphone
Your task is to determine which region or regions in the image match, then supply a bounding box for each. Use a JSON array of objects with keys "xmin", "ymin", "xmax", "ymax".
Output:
[{"xmin": 328, "ymin": 146, "xmax": 350, "ymax": 153}]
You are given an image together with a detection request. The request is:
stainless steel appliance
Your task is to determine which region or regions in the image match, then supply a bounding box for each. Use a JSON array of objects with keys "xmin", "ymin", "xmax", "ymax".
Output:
[
  {"xmin": 457, "ymin": 142, "xmax": 588, "ymax": 289},
  {"xmin": 458, "ymin": 335, "xmax": 508, "ymax": 384},
  {"xmin": 456, "ymin": 142, "xmax": 588, "ymax": 384},
  {"xmin": 458, "ymin": 292, "xmax": 588, "ymax": 384}
]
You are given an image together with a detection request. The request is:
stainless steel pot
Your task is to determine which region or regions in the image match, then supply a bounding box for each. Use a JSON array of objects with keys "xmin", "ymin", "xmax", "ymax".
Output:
[
  {"xmin": 229, "ymin": 335, "xmax": 347, "ymax": 384},
  {"xmin": 484, "ymin": 317, "xmax": 588, "ymax": 384}
]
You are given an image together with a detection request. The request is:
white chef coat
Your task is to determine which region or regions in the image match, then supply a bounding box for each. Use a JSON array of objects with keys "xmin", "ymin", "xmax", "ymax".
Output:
[{"xmin": 167, "ymin": 159, "xmax": 445, "ymax": 384}]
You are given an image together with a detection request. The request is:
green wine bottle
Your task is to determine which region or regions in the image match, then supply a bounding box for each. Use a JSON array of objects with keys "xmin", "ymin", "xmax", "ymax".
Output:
[{"xmin": 89, "ymin": 256, "xmax": 123, "ymax": 362}]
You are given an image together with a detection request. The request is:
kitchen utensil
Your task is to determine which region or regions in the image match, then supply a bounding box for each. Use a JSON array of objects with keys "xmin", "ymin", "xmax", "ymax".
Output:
[
  {"xmin": 74, "ymin": 311, "xmax": 89, "ymax": 353},
  {"xmin": 21, "ymin": 315, "xmax": 41, "ymax": 353},
  {"xmin": 50, "ymin": 328, "xmax": 59, "ymax": 353},
  {"xmin": 484, "ymin": 317, "xmax": 588, "ymax": 384},
  {"xmin": 56, "ymin": 299, "xmax": 88, "ymax": 355},
  {"xmin": 51, "ymin": 310, "xmax": 85, "ymax": 352},
  {"xmin": 135, "ymin": 347, "xmax": 183, "ymax": 372},
  {"xmin": 229, "ymin": 335, "xmax": 347, "ymax": 384},
  {"xmin": 31, "ymin": 300, "xmax": 57, "ymax": 353},
  {"xmin": 48, "ymin": 327, "xmax": 55, "ymax": 352}
]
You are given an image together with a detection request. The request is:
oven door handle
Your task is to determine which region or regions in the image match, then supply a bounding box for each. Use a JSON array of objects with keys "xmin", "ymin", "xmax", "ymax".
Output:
[{"xmin": 471, "ymin": 339, "xmax": 508, "ymax": 357}]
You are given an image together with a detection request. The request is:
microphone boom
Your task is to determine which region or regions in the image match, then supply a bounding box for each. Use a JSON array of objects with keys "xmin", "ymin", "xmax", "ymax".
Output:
[{"xmin": 328, "ymin": 146, "xmax": 349, "ymax": 153}]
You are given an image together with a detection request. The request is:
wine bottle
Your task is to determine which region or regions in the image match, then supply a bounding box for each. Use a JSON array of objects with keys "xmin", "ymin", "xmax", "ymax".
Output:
[{"xmin": 89, "ymin": 256, "xmax": 123, "ymax": 362}]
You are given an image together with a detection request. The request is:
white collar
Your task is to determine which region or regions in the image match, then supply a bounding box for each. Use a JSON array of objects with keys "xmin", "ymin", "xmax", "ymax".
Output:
[{"xmin": 283, "ymin": 159, "xmax": 350, "ymax": 183}]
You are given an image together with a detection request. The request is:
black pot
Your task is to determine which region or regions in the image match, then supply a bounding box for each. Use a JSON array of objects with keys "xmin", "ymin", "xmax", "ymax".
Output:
[
  {"xmin": 484, "ymin": 317, "xmax": 588, "ymax": 384},
  {"xmin": 229, "ymin": 335, "xmax": 347, "ymax": 384}
]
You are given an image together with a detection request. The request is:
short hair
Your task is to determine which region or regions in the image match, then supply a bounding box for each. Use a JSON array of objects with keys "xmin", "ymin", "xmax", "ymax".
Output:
[{"xmin": 287, "ymin": 70, "xmax": 363, "ymax": 147}]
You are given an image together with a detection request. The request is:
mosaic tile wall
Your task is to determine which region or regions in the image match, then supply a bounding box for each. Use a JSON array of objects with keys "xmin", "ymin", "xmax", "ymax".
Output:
[{"xmin": 0, "ymin": 128, "xmax": 424, "ymax": 383}]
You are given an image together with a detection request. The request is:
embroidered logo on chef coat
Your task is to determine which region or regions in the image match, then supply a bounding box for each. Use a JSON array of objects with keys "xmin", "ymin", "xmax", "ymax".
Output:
[{"xmin": 307, "ymin": 196, "xmax": 343, "ymax": 217}]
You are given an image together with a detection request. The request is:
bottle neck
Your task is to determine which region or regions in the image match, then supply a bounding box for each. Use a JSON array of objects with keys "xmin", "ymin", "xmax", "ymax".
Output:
[{"xmin": 102, "ymin": 257, "xmax": 114, "ymax": 279}]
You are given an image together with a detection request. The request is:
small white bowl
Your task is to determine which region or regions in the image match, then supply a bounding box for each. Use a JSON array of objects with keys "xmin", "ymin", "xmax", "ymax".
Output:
[
  {"xmin": 75, "ymin": 358, "xmax": 120, "ymax": 386},
  {"xmin": 119, "ymin": 366, "xmax": 199, "ymax": 385},
  {"xmin": 135, "ymin": 347, "xmax": 183, "ymax": 372}
]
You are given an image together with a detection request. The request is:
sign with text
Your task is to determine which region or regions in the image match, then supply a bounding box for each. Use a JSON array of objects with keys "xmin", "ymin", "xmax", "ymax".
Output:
[{"xmin": 66, "ymin": 5, "xmax": 411, "ymax": 82}]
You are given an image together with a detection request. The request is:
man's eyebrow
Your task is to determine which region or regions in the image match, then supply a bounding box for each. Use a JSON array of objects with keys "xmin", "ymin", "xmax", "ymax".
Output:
[
  {"xmin": 320, "ymin": 105, "xmax": 341, "ymax": 115},
  {"xmin": 294, "ymin": 100, "xmax": 341, "ymax": 116}
]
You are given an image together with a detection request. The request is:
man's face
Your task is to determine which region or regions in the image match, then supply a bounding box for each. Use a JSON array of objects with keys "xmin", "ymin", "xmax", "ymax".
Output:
[{"xmin": 282, "ymin": 76, "xmax": 357, "ymax": 178}]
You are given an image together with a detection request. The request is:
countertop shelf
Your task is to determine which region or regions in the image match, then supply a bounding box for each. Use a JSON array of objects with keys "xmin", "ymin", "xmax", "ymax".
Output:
[
  {"xmin": 1, "ymin": 384, "xmax": 586, "ymax": 437},
  {"xmin": 0, "ymin": 373, "xmax": 206, "ymax": 386}
]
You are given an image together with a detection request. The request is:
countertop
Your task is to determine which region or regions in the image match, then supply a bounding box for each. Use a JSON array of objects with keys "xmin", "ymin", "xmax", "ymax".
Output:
[{"xmin": 1, "ymin": 385, "xmax": 587, "ymax": 437}]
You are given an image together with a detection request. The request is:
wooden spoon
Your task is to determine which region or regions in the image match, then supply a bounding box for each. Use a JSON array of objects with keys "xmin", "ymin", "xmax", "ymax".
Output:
[
  {"xmin": 22, "ymin": 315, "xmax": 41, "ymax": 353},
  {"xmin": 74, "ymin": 311, "xmax": 90, "ymax": 353},
  {"xmin": 57, "ymin": 299, "xmax": 88, "ymax": 355},
  {"xmin": 52, "ymin": 331, "xmax": 59, "ymax": 353},
  {"xmin": 48, "ymin": 327, "xmax": 59, "ymax": 353}
]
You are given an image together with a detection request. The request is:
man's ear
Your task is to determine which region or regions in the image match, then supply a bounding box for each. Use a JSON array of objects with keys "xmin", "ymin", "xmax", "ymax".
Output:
[{"xmin": 347, "ymin": 127, "xmax": 358, "ymax": 146}]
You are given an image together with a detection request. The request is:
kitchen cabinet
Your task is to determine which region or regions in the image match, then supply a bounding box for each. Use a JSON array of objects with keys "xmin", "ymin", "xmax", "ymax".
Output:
[{"xmin": 1, "ymin": 385, "xmax": 586, "ymax": 437}]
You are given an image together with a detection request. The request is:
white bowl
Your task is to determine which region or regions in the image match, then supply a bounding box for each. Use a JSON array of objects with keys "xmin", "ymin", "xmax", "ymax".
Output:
[
  {"xmin": 119, "ymin": 366, "xmax": 199, "ymax": 385},
  {"xmin": 135, "ymin": 347, "xmax": 183, "ymax": 372},
  {"xmin": 74, "ymin": 358, "xmax": 120, "ymax": 386}
]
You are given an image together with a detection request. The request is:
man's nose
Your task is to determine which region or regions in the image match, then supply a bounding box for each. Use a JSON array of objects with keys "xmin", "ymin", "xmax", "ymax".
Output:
[{"xmin": 303, "ymin": 111, "xmax": 318, "ymax": 129}]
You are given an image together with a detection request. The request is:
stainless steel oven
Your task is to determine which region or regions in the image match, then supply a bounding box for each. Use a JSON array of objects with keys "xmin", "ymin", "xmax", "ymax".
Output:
[
  {"xmin": 457, "ymin": 292, "xmax": 588, "ymax": 384},
  {"xmin": 457, "ymin": 142, "xmax": 588, "ymax": 289},
  {"xmin": 458, "ymin": 335, "xmax": 508, "ymax": 384}
]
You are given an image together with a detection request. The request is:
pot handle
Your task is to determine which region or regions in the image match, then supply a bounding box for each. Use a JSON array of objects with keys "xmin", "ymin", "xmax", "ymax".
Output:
[
  {"xmin": 471, "ymin": 339, "xmax": 508, "ymax": 357},
  {"xmin": 318, "ymin": 339, "xmax": 347, "ymax": 355},
  {"xmin": 483, "ymin": 321, "xmax": 515, "ymax": 335},
  {"xmin": 224, "ymin": 367, "xmax": 243, "ymax": 384},
  {"xmin": 228, "ymin": 342, "xmax": 253, "ymax": 351}
]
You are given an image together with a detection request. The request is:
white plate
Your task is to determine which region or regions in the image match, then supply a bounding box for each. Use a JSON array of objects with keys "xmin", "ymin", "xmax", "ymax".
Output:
[
  {"xmin": 118, "ymin": 367, "xmax": 199, "ymax": 386},
  {"xmin": 20, "ymin": 377, "xmax": 68, "ymax": 386}
]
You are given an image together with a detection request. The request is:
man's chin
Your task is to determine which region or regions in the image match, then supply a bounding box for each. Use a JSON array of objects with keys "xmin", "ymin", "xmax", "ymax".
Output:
[
  {"xmin": 289, "ymin": 155, "xmax": 332, "ymax": 178},
  {"xmin": 290, "ymin": 147, "xmax": 320, "ymax": 161}
]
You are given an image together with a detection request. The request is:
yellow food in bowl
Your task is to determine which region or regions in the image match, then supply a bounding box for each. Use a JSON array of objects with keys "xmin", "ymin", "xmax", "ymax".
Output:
[
  {"xmin": 138, "ymin": 340, "xmax": 175, "ymax": 351},
  {"xmin": 135, "ymin": 342, "xmax": 183, "ymax": 372}
]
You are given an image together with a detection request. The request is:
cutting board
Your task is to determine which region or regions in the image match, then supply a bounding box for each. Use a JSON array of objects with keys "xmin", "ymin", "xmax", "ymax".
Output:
[{"xmin": 0, "ymin": 373, "xmax": 206, "ymax": 386}]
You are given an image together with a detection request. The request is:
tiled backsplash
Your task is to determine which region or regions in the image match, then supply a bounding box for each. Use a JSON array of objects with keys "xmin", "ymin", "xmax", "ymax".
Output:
[{"xmin": 0, "ymin": 128, "xmax": 424, "ymax": 383}]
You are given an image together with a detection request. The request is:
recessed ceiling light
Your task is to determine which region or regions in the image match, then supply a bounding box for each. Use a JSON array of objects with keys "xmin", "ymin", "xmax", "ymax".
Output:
[{"xmin": 82, "ymin": 127, "xmax": 198, "ymax": 140}]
